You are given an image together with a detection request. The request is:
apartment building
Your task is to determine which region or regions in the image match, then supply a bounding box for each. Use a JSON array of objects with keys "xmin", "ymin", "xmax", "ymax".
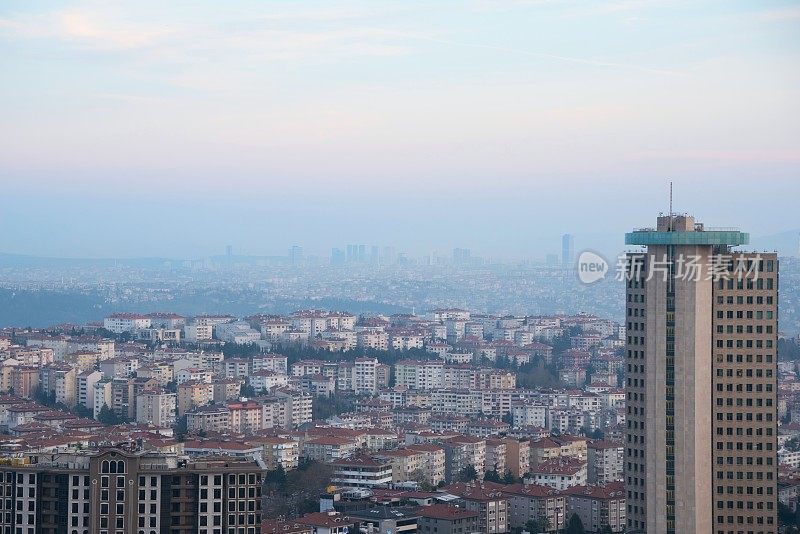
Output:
[
  {"xmin": 563, "ymin": 482, "xmax": 626, "ymax": 533},
  {"xmin": 0, "ymin": 448, "xmax": 263, "ymax": 534},
  {"xmin": 502, "ymin": 483, "xmax": 566, "ymax": 532}
]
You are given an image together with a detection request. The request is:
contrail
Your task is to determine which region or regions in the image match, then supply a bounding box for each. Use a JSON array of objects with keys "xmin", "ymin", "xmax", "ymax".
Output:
[{"xmin": 381, "ymin": 28, "xmax": 678, "ymax": 76}]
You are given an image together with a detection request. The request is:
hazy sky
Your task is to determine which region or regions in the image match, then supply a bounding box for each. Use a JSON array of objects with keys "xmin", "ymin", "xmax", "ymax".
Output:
[{"xmin": 1, "ymin": 1, "xmax": 799, "ymax": 259}]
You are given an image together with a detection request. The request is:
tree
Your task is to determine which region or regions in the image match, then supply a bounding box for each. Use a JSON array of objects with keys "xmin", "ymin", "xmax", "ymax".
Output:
[
  {"xmin": 240, "ymin": 383, "xmax": 257, "ymax": 398},
  {"xmin": 483, "ymin": 469, "xmax": 502, "ymax": 483},
  {"xmin": 34, "ymin": 388, "xmax": 56, "ymax": 407},
  {"xmin": 599, "ymin": 526, "xmax": 614, "ymax": 534},
  {"xmin": 263, "ymin": 460, "xmax": 332, "ymax": 519},
  {"xmin": 502, "ymin": 470, "xmax": 517, "ymax": 484},
  {"xmin": 265, "ymin": 464, "xmax": 287, "ymax": 484},
  {"xmin": 458, "ymin": 464, "xmax": 478, "ymax": 482},
  {"xmin": 97, "ymin": 404, "xmax": 121, "ymax": 425},
  {"xmin": 174, "ymin": 415, "xmax": 188, "ymax": 441},
  {"xmin": 523, "ymin": 519, "xmax": 542, "ymax": 533},
  {"xmin": 565, "ymin": 513, "xmax": 585, "ymax": 534},
  {"xmin": 72, "ymin": 404, "xmax": 94, "ymax": 419}
]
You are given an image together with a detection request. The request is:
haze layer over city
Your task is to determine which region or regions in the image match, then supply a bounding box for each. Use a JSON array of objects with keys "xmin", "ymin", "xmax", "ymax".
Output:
[{"xmin": 1, "ymin": 2, "xmax": 799, "ymax": 534}]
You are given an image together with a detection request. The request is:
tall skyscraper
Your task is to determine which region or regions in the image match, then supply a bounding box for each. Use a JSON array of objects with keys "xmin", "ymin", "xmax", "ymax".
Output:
[
  {"xmin": 331, "ymin": 247, "xmax": 346, "ymax": 265},
  {"xmin": 453, "ymin": 247, "xmax": 471, "ymax": 265},
  {"xmin": 289, "ymin": 245, "xmax": 303, "ymax": 266},
  {"xmin": 562, "ymin": 234, "xmax": 574, "ymax": 268},
  {"xmin": 624, "ymin": 214, "xmax": 778, "ymax": 534}
]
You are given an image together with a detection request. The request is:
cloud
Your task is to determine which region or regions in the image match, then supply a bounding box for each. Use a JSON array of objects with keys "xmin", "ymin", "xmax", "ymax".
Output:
[
  {"xmin": 56, "ymin": 10, "xmax": 172, "ymax": 50},
  {"xmin": 0, "ymin": 8, "xmax": 174, "ymax": 51},
  {"xmin": 0, "ymin": 5, "xmax": 415, "ymax": 63},
  {"xmin": 758, "ymin": 6, "xmax": 800, "ymax": 22},
  {"xmin": 381, "ymin": 29, "xmax": 679, "ymax": 75}
]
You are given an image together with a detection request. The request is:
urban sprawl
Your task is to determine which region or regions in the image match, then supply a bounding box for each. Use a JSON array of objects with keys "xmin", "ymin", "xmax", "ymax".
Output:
[{"xmin": 0, "ymin": 216, "xmax": 798, "ymax": 534}]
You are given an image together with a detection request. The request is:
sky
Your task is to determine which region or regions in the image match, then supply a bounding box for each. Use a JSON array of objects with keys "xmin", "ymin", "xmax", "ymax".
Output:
[{"xmin": 1, "ymin": 0, "xmax": 799, "ymax": 260}]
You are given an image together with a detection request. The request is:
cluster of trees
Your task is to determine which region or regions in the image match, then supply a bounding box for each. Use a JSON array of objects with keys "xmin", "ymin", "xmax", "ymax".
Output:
[
  {"xmin": 96, "ymin": 405, "xmax": 131, "ymax": 425},
  {"xmin": 483, "ymin": 468, "xmax": 518, "ymax": 485},
  {"xmin": 779, "ymin": 502, "xmax": 800, "ymax": 529},
  {"xmin": 513, "ymin": 512, "xmax": 610, "ymax": 534},
  {"xmin": 779, "ymin": 338, "xmax": 800, "ymax": 362},
  {"xmin": 262, "ymin": 459, "xmax": 333, "ymax": 519},
  {"xmin": 32, "ymin": 388, "xmax": 96, "ymax": 420}
]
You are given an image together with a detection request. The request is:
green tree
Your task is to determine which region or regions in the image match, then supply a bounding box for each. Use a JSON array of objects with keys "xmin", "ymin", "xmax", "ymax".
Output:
[
  {"xmin": 97, "ymin": 404, "xmax": 121, "ymax": 425},
  {"xmin": 72, "ymin": 404, "xmax": 94, "ymax": 419},
  {"xmin": 483, "ymin": 469, "xmax": 502, "ymax": 483},
  {"xmin": 565, "ymin": 513, "xmax": 585, "ymax": 534},
  {"xmin": 523, "ymin": 519, "xmax": 542, "ymax": 533},
  {"xmin": 34, "ymin": 388, "xmax": 56, "ymax": 407},
  {"xmin": 502, "ymin": 470, "xmax": 517, "ymax": 484},
  {"xmin": 174, "ymin": 415, "xmax": 188, "ymax": 441},
  {"xmin": 265, "ymin": 464, "xmax": 287, "ymax": 484},
  {"xmin": 458, "ymin": 464, "xmax": 478, "ymax": 482},
  {"xmin": 240, "ymin": 383, "xmax": 257, "ymax": 397}
]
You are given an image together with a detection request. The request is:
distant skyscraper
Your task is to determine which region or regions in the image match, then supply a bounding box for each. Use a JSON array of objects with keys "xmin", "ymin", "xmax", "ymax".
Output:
[
  {"xmin": 289, "ymin": 245, "xmax": 303, "ymax": 266},
  {"xmin": 624, "ymin": 214, "xmax": 778, "ymax": 533},
  {"xmin": 381, "ymin": 246, "xmax": 396, "ymax": 265},
  {"xmin": 226, "ymin": 245, "xmax": 233, "ymax": 257},
  {"xmin": 331, "ymin": 248, "xmax": 345, "ymax": 265},
  {"xmin": 545, "ymin": 253, "xmax": 559, "ymax": 267},
  {"xmin": 346, "ymin": 244, "xmax": 357, "ymax": 262},
  {"xmin": 561, "ymin": 234, "xmax": 574, "ymax": 268},
  {"xmin": 453, "ymin": 248, "xmax": 471, "ymax": 265}
]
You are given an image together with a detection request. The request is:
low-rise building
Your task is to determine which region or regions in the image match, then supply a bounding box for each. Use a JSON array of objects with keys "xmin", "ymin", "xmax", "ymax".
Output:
[
  {"xmin": 502, "ymin": 483, "xmax": 566, "ymax": 532},
  {"xmin": 526, "ymin": 458, "xmax": 587, "ymax": 490},
  {"xmin": 417, "ymin": 504, "xmax": 479, "ymax": 534},
  {"xmin": 331, "ymin": 455, "xmax": 393, "ymax": 490},
  {"xmin": 562, "ymin": 482, "xmax": 626, "ymax": 533}
]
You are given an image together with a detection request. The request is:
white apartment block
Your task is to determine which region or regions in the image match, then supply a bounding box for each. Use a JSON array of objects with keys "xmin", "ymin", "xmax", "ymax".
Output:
[
  {"xmin": 93, "ymin": 379, "xmax": 113, "ymax": 418},
  {"xmin": 252, "ymin": 354, "xmax": 288, "ymax": 374},
  {"xmin": 76, "ymin": 370, "xmax": 103, "ymax": 410},
  {"xmin": 214, "ymin": 322, "xmax": 262, "ymax": 344},
  {"xmin": 184, "ymin": 323, "xmax": 214, "ymax": 342},
  {"xmin": 103, "ymin": 313, "xmax": 151, "ymax": 333},
  {"xmin": 356, "ymin": 330, "xmax": 388, "ymax": 351},
  {"xmin": 528, "ymin": 458, "xmax": 588, "ymax": 490},
  {"xmin": 136, "ymin": 390, "xmax": 177, "ymax": 427},
  {"xmin": 587, "ymin": 441, "xmax": 624, "ymax": 484},
  {"xmin": 394, "ymin": 360, "xmax": 444, "ymax": 390},
  {"xmin": 512, "ymin": 403, "xmax": 548, "ymax": 428}
]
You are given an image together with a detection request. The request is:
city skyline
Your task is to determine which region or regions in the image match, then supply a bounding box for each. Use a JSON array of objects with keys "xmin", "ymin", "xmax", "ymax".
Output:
[{"xmin": 1, "ymin": 1, "xmax": 799, "ymax": 258}]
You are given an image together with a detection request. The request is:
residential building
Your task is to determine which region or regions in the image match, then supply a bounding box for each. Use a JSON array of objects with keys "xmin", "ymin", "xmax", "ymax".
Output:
[
  {"xmin": 0, "ymin": 448, "xmax": 262, "ymax": 534},
  {"xmin": 445, "ymin": 482, "xmax": 509, "ymax": 534},
  {"xmin": 526, "ymin": 458, "xmax": 587, "ymax": 490},
  {"xmin": 562, "ymin": 482, "xmax": 626, "ymax": 533},
  {"xmin": 331, "ymin": 455, "xmax": 393, "ymax": 490},
  {"xmin": 502, "ymin": 483, "xmax": 566, "ymax": 532},
  {"xmin": 136, "ymin": 389, "xmax": 177, "ymax": 427}
]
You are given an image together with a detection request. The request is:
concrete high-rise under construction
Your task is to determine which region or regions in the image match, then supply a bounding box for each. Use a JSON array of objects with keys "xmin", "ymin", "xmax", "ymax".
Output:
[{"xmin": 624, "ymin": 214, "xmax": 778, "ymax": 534}]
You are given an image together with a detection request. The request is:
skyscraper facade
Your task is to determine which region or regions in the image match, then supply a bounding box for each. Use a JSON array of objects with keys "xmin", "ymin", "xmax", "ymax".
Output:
[
  {"xmin": 562, "ymin": 234, "xmax": 574, "ymax": 268},
  {"xmin": 624, "ymin": 215, "xmax": 778, "ymax": 534}
]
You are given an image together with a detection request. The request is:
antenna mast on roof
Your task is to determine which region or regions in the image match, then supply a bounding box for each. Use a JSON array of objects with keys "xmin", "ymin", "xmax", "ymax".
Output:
[
  {"xmin": 669, "ymin": 181, "xmax": 674, "ymax": 231},
  {"xmin": 669, "ymin": 181, "xmax": 673, "ymax": 217}
]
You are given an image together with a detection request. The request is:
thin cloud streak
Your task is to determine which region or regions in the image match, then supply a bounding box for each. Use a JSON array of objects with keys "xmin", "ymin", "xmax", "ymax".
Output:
[{"xmin": 381, "ymin": 29, "xmax": 681, "ymax": 76}]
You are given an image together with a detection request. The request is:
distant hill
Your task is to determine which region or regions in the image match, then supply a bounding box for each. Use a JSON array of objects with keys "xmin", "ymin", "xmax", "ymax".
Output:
[
  {"xmin": 750, "ymin": 230, "xmax": 800, "ymax": 257},
  {"xmin": 0, "ymin": 252, "xmax": 177, "ymax": 269}
]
